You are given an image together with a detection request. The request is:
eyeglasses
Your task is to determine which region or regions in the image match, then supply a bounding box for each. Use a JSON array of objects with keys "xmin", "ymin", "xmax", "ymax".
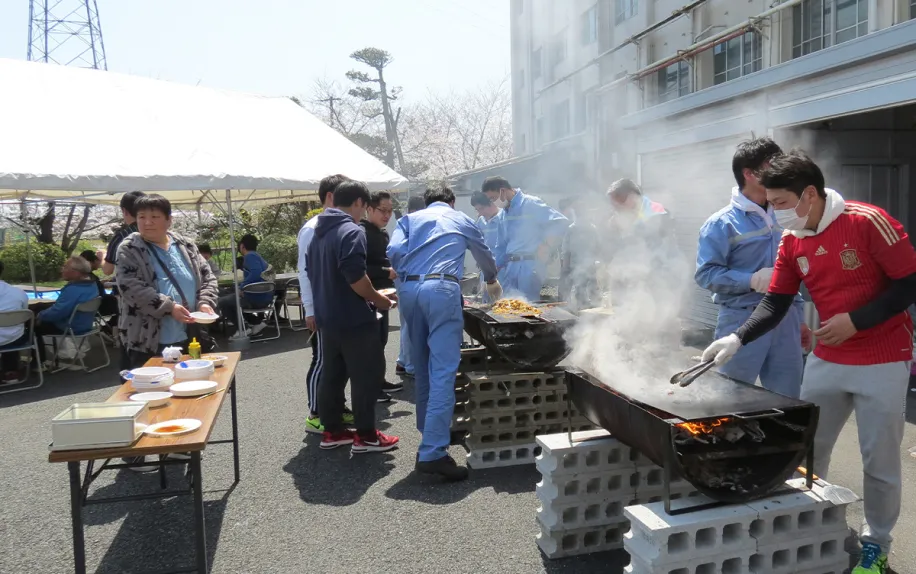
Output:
[{"xmin": 372, "ymin": 208, "xmax": 394, "ymax": 215}]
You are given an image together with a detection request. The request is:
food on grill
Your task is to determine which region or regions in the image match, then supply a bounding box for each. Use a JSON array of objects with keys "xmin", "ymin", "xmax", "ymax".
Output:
[{"xmin": 491, "ymin": 299, "xmax": 541, "ymax": 315}]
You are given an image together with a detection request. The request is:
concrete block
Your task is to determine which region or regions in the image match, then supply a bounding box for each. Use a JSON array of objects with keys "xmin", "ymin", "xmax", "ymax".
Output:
[
  {"xmin": 536, "ymin": 467, "xmax": 698, "ymax": 506},
  {"xmin": 465, "ymin": 371, "xmax": 565, "ymax": 397},
  {"xmin": 458, "ymin": 388, "xmax": 571, "ymax": 415},
  {"xmin": 625, "ymin": 549, "xmax": 753, "ymax": 574},
  {"xmin": 458, "ymin": 347, "xmax": 514, "ymax": 374},
  {"xmin": 793, "ymin": 561, "xmax": 850, "ymax": 574},
  {"xmin": 536, "ymin": 519, "xmax": 627, "ymax": 559},
  {"xmin": 537, "ymin": 495, "xmax": 630, "ymax": 531},
  {"xmin": 467, "ymin": 427, "xmax": 541, "ymax": 449},
  {"xmin": 750, "ymin": 531, "xmax": 850, "ymax": 574},
  {"xmin": 745, "ymin": 485, "xmax": 851, "ymax": 546},
  {"xmin": 456, "ymin": 409, "xmax": 591, "ymax": 432},
  {"xmin": 466, "ymin": 442, "xmax": 541, "ymax": 469},
  {"xmin": 535, "ymin": 430, "xmax": 652, "ymax": 476}
]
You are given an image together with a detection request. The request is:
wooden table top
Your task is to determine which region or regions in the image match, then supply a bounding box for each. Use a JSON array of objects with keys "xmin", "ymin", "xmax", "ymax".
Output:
[{"xmin": 48, "ymin": 352, "xmax": 241, "ymax": 463}]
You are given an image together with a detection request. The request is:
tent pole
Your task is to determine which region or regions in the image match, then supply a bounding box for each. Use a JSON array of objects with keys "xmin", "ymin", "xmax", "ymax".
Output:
[
  {"xmin": 25, "ymin": 228, "xmax": 38, "ymax": 295},
  {"xmin": 225, "ymin": 190, "xmax": 250, "ymax": 350}
]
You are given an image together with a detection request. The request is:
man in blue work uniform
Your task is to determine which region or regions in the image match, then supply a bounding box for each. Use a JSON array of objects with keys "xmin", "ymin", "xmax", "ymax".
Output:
[
  {"xmin": 470, "ymin": 191, "xmax": 504, "ymax": 302},
  {"xmin": 388, "ymin": 185, "xmax": 503, "ymax": 481},
  {"xmin": 695, "ymin": 137, "xmax": 810, "ymax": 397},
  {"xmin": 481, "ymin": 176, "xmax": 567, "ymax": 301}
]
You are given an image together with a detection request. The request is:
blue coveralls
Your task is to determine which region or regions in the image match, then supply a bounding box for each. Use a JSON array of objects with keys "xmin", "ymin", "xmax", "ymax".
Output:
[
  {"xmin": 695, "ymin": 188, "xmax": 805, "ymax": 397},
  {"xmin": 476, "ymin": 211, "xmax": 504, "ymax": 303},
  {"xmin": 388, "ymin": 202, "xmax": 498, "ymax": 462},
  {"xmin": 497, "ymin": 190, "xmax": 568, "ymax": 301}
]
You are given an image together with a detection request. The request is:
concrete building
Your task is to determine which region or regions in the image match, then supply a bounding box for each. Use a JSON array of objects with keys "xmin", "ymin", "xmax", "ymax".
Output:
[{"xmin": 479, "ymin": 0, "xmax": 916, "ymax": 329}]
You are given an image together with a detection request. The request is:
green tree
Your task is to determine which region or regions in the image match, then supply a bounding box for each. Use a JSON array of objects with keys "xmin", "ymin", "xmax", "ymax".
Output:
[{"xmin": 347, "ymin": 47, "xmax": 405, "ymax": 173}]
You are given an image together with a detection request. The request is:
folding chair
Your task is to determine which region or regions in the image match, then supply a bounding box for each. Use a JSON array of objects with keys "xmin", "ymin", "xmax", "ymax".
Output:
[
  {"xmin": 0, "ymin": 310, "xmax": 44, "ymax": 395},
  {"xmin": 240, "ymin": 282, "xmax": 281, "ymax": 341},
  {"xmin": 49, "ymin": 297, "xmax": 111, "ymax": 373},
  {"xmin": 280, "ymin": 278, "xmax": 308, "ymax": 331}
]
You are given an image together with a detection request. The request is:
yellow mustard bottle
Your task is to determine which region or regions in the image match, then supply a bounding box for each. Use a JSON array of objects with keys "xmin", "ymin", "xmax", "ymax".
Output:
[{"xmin": 188, "ymin": 337, "xmax": 201, "ymax": 359}]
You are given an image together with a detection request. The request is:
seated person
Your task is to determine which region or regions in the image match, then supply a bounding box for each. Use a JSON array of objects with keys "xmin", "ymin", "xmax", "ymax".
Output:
[
  {"xmin": 218, "ymin": 234, "xmax": 273, "ymax": 336},
  {"xmin": 198, "ymin": 243, "xmax": 221, "ymax": 276},
  {"xmin": 35, "ymin": 257, "xmax": 99, "ymax": 365},
  {"xmin": 0, "ymin": 261, "xmax": 30, "ymax": 382}
]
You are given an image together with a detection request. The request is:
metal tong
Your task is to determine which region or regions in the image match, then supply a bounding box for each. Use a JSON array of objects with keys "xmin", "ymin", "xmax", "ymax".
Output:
[{"xmin": 669, "ymin": 359, "xmax": 716, "ymax": 387}]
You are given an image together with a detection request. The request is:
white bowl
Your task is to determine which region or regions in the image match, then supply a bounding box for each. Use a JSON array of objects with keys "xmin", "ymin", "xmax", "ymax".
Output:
[
  {"xmin": 190, "ymin": 311, "xmax": 219, "ymax": 324},
  {"xmin": 129, "ymin": 366, "xmax": 173, "ymax": 383},
  {"xmin": 130, "ymin": 373, "xmax": 174, "ymax": 392},
  {"xmin": 129, "ymin": 391, "xmax": 172, "ymax": 408},
  {"xmin": 170, "ymin": 380, "xmax": 218, "ymax": 397},
  {"xmin": 174, "ymin": 360, "xmax": 214, "ymax": 380},
  {"xmin": 201, "ymin": 354, "xmax": 227, "ymax": 367}
]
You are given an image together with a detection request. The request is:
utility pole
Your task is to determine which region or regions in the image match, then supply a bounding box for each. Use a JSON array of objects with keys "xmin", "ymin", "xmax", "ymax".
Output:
[
  {"xmin": 316, "ymin": 95, "xmax": 342, "ymax": 129},
  {"xmin": 27, "ymin": 0, "xmax": 108, "ymax": 70}
]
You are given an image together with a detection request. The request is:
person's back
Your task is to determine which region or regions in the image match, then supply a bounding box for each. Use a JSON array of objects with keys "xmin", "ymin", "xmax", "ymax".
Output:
[
  {"xmin": 394, "ymin": 203, "xmax": 478, "ymax": 277},
  {"xmin": 41, "ymin": 280, "xmax": 97, "ymax": 333},
  {"xmin": 0, "ymin": 271, "xmax": 29, "ymax": 345}
]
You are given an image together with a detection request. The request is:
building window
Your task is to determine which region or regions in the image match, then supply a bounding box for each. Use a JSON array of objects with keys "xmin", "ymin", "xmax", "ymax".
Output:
[
  {"xmin": 656, "ymin": 60, "xmax": 690, "ymax": 104},
  {"xmin": 551, "ymin": 29, "xmax": 567, "ymax": 67},
  {"xmin": 910, "ymin": 0, "xmax": 915, "ymax": 19},
  {"xmin": 536, "ymin": 117, "xmax": 545, "ymax": 146},
  {"xmin": 520, "ymin": 134, "xmax": 526, "ymax": 153},
  {"xmin": 615, "ymin": 0, "xmax": 638, "ymax": 25},
  {"xmin": 581, "ymin": 5, "xmax": 598, "ymax": 45},
  {"xmin": 532, "ymin": 48, "xmax": 542, "ymax": 79},
  {"xmin": 713, "ymin": 32, "xmax": 762, "ymax": 85},
  {"xmin": 551, "ymin": 100, "xmax": 571, "ymax": 140},
  {"xmin": 516, "ymin": 69, "xmax": 526, "ymax": 91},
  {"xmin": 574, "ymin": 92, "xmax": 588, "ymax": 132},
  {"xmin": 792, "ymin": 0, "xmax": 868, "ymax": 59}
]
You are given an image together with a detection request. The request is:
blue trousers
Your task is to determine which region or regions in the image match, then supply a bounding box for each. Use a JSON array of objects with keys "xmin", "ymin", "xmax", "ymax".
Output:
[
  {"xmin": 714, "ymin": 304, "xmax": 805, "ymax": 398},
  {"xmin": 395, "ymin": 278, "xmax": 413, "ymax": 374},
  {"xmin": 399, "ymin": 279, "xmax": 464, "ymax": 462},
  {"xmin": 502, "ymin": 259, "xmax": 544, "ymax": 301}
]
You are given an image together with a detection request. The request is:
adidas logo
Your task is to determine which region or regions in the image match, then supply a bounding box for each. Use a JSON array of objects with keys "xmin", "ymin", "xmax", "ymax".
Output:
[{"xmin": 815, "ymin": 246, "xmax": 828, "ymax": 256}]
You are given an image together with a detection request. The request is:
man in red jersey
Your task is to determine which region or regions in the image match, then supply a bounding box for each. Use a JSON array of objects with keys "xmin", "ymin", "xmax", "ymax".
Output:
[{"xmin": 701, "ymin": 151, "xmax": 916, "ymax": 574}]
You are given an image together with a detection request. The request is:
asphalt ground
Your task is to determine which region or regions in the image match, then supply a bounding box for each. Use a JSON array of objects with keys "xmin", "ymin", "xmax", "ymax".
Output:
[{"xmin": 2, "ymin": 313, "xmax": 916, "ymax": 574}]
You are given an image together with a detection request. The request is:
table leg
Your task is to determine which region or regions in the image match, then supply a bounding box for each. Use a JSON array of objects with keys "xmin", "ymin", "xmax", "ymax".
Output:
[
  {"xmin": 230, "ymin": 376, "xmax": 240, "ymax": 483},
  {"xmin": 68, "ymin": 461, "xmax": 87, "ymax": 574},
  {"xmin": 191, "ymin": 451, "xmax": 208, "ymax": 573}
]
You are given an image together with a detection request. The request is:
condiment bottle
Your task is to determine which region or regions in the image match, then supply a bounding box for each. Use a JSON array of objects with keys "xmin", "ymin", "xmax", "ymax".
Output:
[{"xmin": 188, "ymin": 338, "xmax": 201, "ymax": 359}]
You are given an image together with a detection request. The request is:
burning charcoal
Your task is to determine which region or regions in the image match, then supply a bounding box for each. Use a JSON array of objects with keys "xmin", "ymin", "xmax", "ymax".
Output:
[
  {"xmin": 741, "ymin": 421, "xmax": 766, "ymax": 442},
  {"xmin": 723, "ymin": 426, "xmax": 746, "ymax": 443}
]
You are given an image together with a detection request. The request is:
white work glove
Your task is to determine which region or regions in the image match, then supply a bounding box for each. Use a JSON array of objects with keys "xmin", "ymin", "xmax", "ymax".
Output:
[
  {"xmin": 701, "ymin": 334, "xmax": 742, "ymax": 366},
  {"xmin": 486, "ymin": 280, "xmax": 503, "ymax": 302},
  {"xmin": 750, "ymin": 267, "xmax": 774, "ymax": 293}
]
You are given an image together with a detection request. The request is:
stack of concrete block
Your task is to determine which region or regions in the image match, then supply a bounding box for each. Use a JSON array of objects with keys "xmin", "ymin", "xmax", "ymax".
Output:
[
  {"xmin": 535, "ymin": 430, "xmax": 701, "ymax": 559},
  {"xmin": 624, "ymin": 477, "xmax": 854, "ymax": 574}
]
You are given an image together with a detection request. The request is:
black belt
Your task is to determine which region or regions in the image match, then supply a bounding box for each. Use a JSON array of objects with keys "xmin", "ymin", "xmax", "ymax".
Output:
[
  {"xmin": 508, "ymin": 254, "xmax": 536, "ymax": 262},
  {"xmin": 404, "ymin": 274, "xmax": 460, "ymax": 284}
]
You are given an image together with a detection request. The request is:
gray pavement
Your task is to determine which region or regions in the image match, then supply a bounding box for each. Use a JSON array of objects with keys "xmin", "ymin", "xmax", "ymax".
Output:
[{"xmin": 2, "ymin": 314, "xmax": 916, "ymax": 574}]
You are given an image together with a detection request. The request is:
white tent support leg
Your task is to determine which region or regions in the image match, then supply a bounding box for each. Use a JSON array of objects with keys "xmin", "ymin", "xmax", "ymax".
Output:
[{"xmin": 225, "ymin": 190, "xmax": 250, "ymax": 350}]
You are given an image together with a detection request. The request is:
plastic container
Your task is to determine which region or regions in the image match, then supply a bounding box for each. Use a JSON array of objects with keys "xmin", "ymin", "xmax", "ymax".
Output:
[
  {"xmin": 51, "ymin": 402, "xmax": 150, "ymax": 451},
  {"xmin": 188, "ymin": 338, "xmax": 201, "ymax": 359}
]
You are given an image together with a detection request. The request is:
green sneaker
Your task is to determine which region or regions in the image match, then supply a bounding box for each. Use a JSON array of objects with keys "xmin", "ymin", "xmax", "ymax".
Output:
[
  {"xmin": 852, "ymin": 542, "xmax": 888, "ymax": 574},
  {"xmin": 305, "ymin": 416, "xmax": 324, "ymax": 434},
  {"xmin": 342, "ymin": 411, "xmax": 355, "ymax": 426}
]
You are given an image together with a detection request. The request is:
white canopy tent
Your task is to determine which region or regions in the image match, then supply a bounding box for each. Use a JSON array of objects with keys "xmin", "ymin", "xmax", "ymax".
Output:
[{"xmin": 0, "ymin": 58, "xmax": 408, "ymax": 347}]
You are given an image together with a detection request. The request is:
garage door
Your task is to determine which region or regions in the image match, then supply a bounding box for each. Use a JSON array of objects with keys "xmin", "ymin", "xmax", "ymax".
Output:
[{"xmin": 639, "ymin": 134, "xmax": 752, "ymax": 329}]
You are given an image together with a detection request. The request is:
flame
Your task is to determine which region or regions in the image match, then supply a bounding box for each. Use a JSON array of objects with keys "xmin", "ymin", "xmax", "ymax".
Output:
[{"xmin": 677, "ymin": 417, "xmax": 732, "ymax": 436}]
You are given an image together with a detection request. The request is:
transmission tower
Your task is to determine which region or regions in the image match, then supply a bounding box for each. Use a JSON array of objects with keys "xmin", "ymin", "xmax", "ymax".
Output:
[{"xmin": 27, "ymin": 0, "xmax": 108, "ymax": 70}]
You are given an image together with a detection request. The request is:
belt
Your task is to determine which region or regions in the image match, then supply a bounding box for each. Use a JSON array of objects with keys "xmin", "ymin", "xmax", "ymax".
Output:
[
  {"xmin": 404, "ymin": 274, "xmax": 460, "ymax": 284},
  {"xmin": 508, "ymin": 254, "xmax": 536, "ymax": 262}
]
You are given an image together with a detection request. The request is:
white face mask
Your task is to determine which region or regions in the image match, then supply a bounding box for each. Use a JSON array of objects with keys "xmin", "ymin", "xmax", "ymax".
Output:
[
  {"xmin": 774, "ymin": 193, "xmax": 812, "ymax": 231},
  {"xmin": 492, "ymin": 192, "xmax": 507, "ymax": 209}
]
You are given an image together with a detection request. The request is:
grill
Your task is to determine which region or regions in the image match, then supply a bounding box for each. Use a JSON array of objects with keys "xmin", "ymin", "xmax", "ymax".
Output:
[
  {"xmin": 566, "ymin": 369, "xmax": 819, "ymax": 510},
  {"xmin": 463, "ymin": 303, "xmax": 577, "ymax": 370}
]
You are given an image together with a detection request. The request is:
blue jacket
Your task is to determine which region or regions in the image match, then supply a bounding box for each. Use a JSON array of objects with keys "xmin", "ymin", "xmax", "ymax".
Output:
[
  {"xmin": 241, "ymin": 251, "xmax": 272, "ymax": 306},
  {"xmin": 497, "ymin": 190, "xmax": 568, "ymax": 266},
  {"xmin": 306, "ymin": 208, "xmax": 375, "ymax": 333},
  {"xmin": 39, "ymin": 280, "xmax": 98, "ymax": 333}
]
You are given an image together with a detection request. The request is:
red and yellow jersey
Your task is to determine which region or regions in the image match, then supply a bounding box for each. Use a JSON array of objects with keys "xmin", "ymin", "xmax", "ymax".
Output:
[{"xmin": 770, "ymin": 201, "xmax": 916, "ymax": 365}]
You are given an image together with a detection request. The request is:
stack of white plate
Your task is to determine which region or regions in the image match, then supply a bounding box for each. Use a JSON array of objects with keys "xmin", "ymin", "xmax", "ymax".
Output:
[
  {"xmin": 174, "ymin": 359, "xmax": 214, "ymax": 380},
  {"xmin": 129, "ymin": 367, "xmax": 175, "ymax": 391}
]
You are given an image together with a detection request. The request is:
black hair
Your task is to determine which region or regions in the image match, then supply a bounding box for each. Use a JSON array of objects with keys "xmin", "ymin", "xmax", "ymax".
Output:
[
  {"xmin": 424, "ymin": 185, "xmax": 455, "ymax": 206},
  {"xmin": 79, "ymin": 249, "xmax": 98, "ymax": 263},
  {"xmin": 120, "ymin": 191, "xmax": 147, "ymax": 217},
  {"xmin": 481, "ymin": 176, "xmax": 511, "ymax": 193},
  {"xmin": 134, "ymin": 193, "xmax": 172, "ymax": 218},
  {"xmin": 759, "ymin": 150, "xmax": 827, "ymax": 198},
  {"xmin": 332, "ymin": 180, "xmax": 371, "ymax": 208},
  {"xmin": 238, "ymin": 234, "xmax": 259, "ymax": 251},
  {"xmin": 732, "ymin": 137, "xmax": 783, "ymax": 189},
  {"xmin": 368, "ymin": 191, "xmax": 392, "ymax": 209},
  {"xmin": 319, "ymin": 174, "xmax": 351, "ymax": 204},
  {"xmin": 470, "ymin": 191, "xmax": 493, "ymax": 208},
  {"xmin": 198, "ymin": 243, "xmax": 213, "ymax": 255},
  {"xmin": 407, "ymin": 196, "xmax": 426, "ymax": 213},
  {"xmin": 607, "ymin": 178, "xmax": 641, "ymax": 201}
]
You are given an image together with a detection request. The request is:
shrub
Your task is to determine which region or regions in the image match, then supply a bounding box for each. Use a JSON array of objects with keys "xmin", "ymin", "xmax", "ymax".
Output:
[
  {"xmin": 0, "ymin": 242, "xmax": 67, "ymax": 282},
  {"xmin": 257, "ymin": 235, "xmax": 299, "ymax": 274},
  {"xmin": 304, "ymin": 207, "xmax": 323, "ymax": 222},
  {"xmin": 72, "ymin": 239, "xmax": 101, "ymax": 257}
]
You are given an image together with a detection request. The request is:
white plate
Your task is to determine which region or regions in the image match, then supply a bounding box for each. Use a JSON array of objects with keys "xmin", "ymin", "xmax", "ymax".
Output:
[
  {"xmin": 378, "ymin": 288, "xmax": 396, "ymax": 296},
  {"xmin": 170, "ymin": 380, "xmax": 218, "ymax": 397},
  {"xmin": 190, "ymin": 311, "xmax": 219, "ymax": 324},
  {"xmin": 145, "ymin": 418, "xmax": 202, "ymax": 437},
  {"xmin": 201, "ymin": 354, "xmax": 227, "ymax": 367},
  {"xmin": 130, "ymin": 374, "xmax": 174, "ymax": 392},
  {"xmin": 129, "ymin": 367, "xmax": 172, "ymax": 381},
  {"xmin": 129, "ymin": 392, "xmax": 172, "ymax": 408}
]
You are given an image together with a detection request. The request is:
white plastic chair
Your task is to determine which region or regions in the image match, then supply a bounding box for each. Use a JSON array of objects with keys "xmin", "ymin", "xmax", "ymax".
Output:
[
  {"xmin": 0, "ymin": 310, "xmax": 44, "ymax": 394},
  {"xmin": 48, "ymin": 297, "xmax": 111, "ymax": 373}
]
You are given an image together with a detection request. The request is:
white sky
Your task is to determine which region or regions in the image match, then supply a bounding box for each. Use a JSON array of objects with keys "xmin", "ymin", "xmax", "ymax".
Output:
[{"xmin": 0, "ymin": 0, "xmax": 511, "ymax": 98}]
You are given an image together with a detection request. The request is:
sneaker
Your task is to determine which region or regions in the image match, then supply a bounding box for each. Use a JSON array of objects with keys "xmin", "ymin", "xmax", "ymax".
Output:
[
  {"xmin": 250, "ymin": 322, "xmax": 268, "ymax": 336},
  {"xmin": 305, "ymin": 415, "xmax": 324, "ymax": 434},
  {"xmin": 852, "ymin": 542, "xmax": 888, "ymax": 574},
  {"xmin": 416, "ymin": 454, "xmax": 469, "ymax": 481},
  {"xmin": 319, "ymin": 430, "xmax": 355, "ymax": 450},
  {"xmin": 382, "ymin": 381, "xmax": 404, "ymax": 393},
  {"xmin": 231, "ymin": 328, "xmax": 251, "ymax": 338},
  {"xmin": 395, "ymin": 363, "xmax": 414, "ymax": 378},
  {"xmin": 342, "ymin": 411, "xmax": 355, "ymax": 426},
  {"xmin": 123, "ymin": 456, "xmax": 158, "ymax": 472},
  {"xmin": 377, "ymin": 391, "xmax": 393, "ymax": 403},
  {"xmin": 351, "ymin": 431, "xmax": 399, "ymax": 454}
]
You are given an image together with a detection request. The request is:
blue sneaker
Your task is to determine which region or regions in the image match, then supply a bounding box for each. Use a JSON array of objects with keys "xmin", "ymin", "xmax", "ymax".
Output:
[{"xmin": 852, "ymin": 542, "xmax": 888, "ymax": 574}]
